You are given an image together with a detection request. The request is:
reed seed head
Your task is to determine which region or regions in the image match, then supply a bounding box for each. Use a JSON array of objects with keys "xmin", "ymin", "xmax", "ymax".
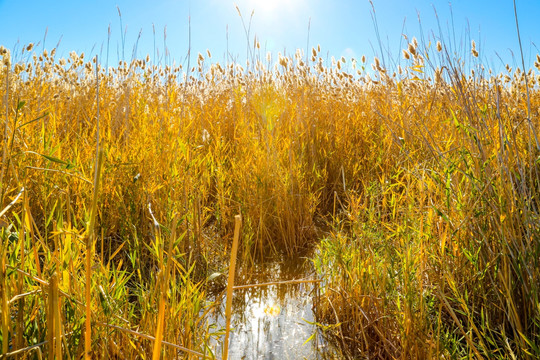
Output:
[
  {"xmin": 374, "ymin": 56, "xmax": 380, "ymax": 69},
  {"xmin": 402, "ymin": 49, "xmax": 410, "ymax": 60}
]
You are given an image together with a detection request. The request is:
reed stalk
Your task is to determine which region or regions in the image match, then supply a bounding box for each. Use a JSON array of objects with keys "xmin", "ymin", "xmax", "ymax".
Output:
[
  {"xmin": 85, "ymin": 56, "xmax": 102, "ymax": 359},
  {"xmin": 152, "ymin": 215, "xmax": 179, "ymax": 360},
  {"xmin": 222, "ymin": 215, "xmax": 242, "ymax": 360},
  {"xmin": 0, "ymin": 240, "xmax": 8, "ymax": 355}
]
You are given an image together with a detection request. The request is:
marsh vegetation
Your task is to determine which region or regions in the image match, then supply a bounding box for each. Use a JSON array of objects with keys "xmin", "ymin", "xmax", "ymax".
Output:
[{"xmin": 1, "ymin": 30, "xmax": 540, "ymax": 359}]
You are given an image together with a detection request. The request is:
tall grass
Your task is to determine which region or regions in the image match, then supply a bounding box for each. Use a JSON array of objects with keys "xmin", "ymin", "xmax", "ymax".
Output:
[
  {"xmin": 313, "ymin": 38, "xmax": 540, "ymax": 358},
  {"xmin": 0, "ymin": 29, "xmax": 539, "ymax": 359}
]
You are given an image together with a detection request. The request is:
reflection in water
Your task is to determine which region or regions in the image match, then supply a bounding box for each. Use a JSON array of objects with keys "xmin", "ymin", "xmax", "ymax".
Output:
[{"xmin": 208, "ymin": 252, "xmax": 336, "ymax": 359}]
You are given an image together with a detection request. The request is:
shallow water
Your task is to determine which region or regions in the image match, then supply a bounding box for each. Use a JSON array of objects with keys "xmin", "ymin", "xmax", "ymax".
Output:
[{"xmin": 208, "ymin": 252, "xmax": 336, "ymax": 359}]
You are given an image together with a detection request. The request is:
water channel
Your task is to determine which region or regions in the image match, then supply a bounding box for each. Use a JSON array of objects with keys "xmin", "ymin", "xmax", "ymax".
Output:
[{"xmin": 207, "ymin": 251, "xmax": 338, "ymax": 359}]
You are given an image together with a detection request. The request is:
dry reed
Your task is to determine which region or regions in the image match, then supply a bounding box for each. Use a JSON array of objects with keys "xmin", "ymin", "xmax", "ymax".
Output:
[{"xmin": 0, "ymin": 29, "xmax": 538, "ymax": 359}]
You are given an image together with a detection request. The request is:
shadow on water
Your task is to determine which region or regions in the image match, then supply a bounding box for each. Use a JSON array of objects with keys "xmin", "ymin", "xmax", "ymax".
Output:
[{"xmin": 207, "ymin": 250, "xmax": 338, "ymax": 359}]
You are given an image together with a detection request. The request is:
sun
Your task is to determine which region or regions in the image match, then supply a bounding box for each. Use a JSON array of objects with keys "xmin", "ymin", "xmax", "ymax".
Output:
[
  {"xmin": 247, "ymin": 0, "xmax": 280, "ymax": 14},
  {"xmin": 237, "ymin": 0, "xmax": 305, "ymax": 19}
]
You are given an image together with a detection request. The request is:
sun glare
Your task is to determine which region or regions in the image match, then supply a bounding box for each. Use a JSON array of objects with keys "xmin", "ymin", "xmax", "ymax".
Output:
[
  {"xmin": 237, "ymin": 0, "xmax": 305, "ymax": 20},
  {"xmin": 249, "ymin": 0, "xmax": 280, "ymax": 14}
]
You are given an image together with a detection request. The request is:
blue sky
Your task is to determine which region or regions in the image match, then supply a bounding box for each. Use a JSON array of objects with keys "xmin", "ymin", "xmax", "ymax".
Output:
[{"xmin": 0, "ymin": 0, "xmax": 539, "ymax": 71}]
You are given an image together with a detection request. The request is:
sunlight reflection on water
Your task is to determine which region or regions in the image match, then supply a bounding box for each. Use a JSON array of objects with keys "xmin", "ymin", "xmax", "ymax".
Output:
[{"xmin": 208, "ymin": 253, "xmax": 337, "ymax": 359}]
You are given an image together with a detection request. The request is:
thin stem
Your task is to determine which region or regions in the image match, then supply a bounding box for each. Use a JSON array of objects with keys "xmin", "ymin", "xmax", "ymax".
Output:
[{"xmin": 513, "ymin": 0, "xmax": 539, "ymax": 151}]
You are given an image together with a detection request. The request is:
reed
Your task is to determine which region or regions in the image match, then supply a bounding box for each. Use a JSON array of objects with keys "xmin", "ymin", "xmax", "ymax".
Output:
[
  {"xmin": 223, "ymin": 215, "xmax": 242, "ymax": 360},
  {"xmin": 0, "ymin": 236, "xmax": 8, "ymax": 356},
  {"xmin": 312, "ymin": 36, "xmax": 540, "ymax": 358},
  {"xmin": 151, "ymin": 215, "xmax": 179, "ymax": 360},
  {"xmin": 0, "ymin": 23, "xmax": 538, "ymax": 358}
]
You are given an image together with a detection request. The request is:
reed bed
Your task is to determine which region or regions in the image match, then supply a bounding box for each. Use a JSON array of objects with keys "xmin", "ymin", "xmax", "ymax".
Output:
[{"xmin": 0, "ymin": 33, "xmax": 539, "ymax": 359}]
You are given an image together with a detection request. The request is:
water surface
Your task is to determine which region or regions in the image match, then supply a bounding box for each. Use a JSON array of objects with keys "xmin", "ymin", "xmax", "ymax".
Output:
[{"xmin": 208, "ymin": 252, "xmax": 336, "ymax": 359}]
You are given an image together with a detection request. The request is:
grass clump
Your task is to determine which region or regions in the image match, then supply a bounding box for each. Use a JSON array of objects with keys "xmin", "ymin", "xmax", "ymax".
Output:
[{"xmin": 313, "ymin": 38, "xmax": 540, "ymax": 358}]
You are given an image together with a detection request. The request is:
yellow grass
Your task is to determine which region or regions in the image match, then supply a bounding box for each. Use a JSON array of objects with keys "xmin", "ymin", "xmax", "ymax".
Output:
[{"xmin": 0, "ymin": 34, "xmax": 539, "ymax": 359}]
